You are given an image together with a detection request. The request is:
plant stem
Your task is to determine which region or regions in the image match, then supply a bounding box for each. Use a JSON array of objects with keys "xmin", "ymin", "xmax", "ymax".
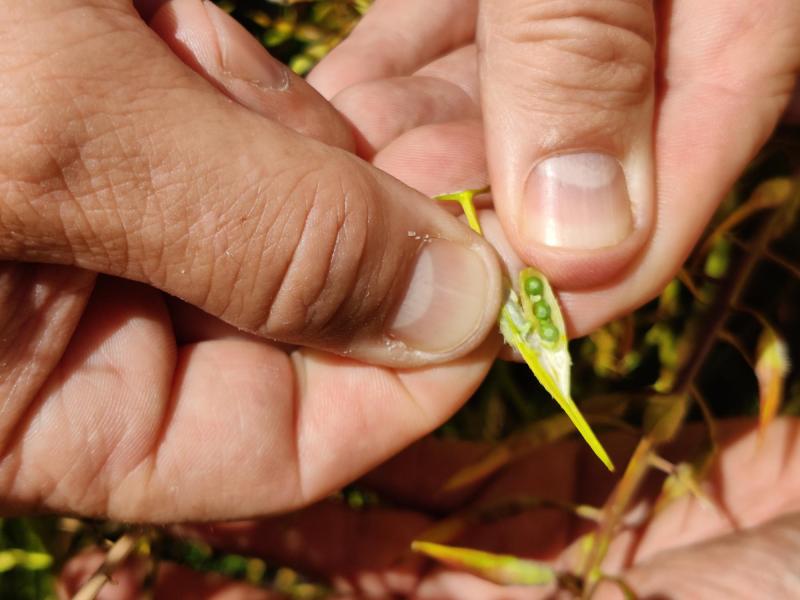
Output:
[
  {"xmin": 72, "ymin": 533, "xmax": 138, "ymax": 600},
  {"xmin": 579, "ymin": 177, "xmax": 798, "ymax": 595}
]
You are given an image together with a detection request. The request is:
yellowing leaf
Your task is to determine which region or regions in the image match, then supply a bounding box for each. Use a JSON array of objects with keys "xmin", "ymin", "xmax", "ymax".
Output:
[
  {"xmin": 589, "ymin": 326, "xmax": 620, "ymax": 377},
  {"xmin": 755, "ymin": 326, "xmax": 790, "ymax": 436},
  {"xmin": 0, "ymin": 549, "xmax": 52, "ymax": 572},
  {"xmin": 645, "ymin": 323, "xmax": 679, "ymax": 393},
  {"xmin": 443, "ymin": 445, "xmax": 514, "ymax": 492},
  {"xmin": 704, "ymin": 237, "xmax": 732, "ymax": 279},
  {"xmin": 411, "ymin": 541, "xmax": 556, "ymax": 586},
  {"xmin": 699, "ymin": 177, "xmax": 794, "ymax": 258},
  {"xmin": 418, "ymin": 495, "xmax": 603, "ymax": 548},
  {"xmin": 414, "ymin": 517, "xmax": 468, "ymax": 545},
  {"xmin": 443, "ymin": 414, "xmax": 575, "ymax": 491},
  {"xmin": 653, "ymin": 455, "xmax": 716, "ymax": 516}
]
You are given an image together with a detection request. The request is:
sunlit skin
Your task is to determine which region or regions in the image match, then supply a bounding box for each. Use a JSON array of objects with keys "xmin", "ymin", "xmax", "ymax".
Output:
[
  {"xmin": 0, "ymin": 0, "xmax": 506, "ymax": 522},
  {"xmin": 0, "ymin": 0, "xmax": 798, "ymax": 598},
  {"xmin": 58, "ymin": 420, "xmax": 800, "ymax": 599}
]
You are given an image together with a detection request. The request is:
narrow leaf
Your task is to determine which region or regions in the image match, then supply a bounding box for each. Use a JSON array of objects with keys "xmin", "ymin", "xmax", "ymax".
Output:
[
  {"xmin": 443, "ymin": 445, "xmax": 514, "ymax": 492},
  {"xmin": 699, "ymin": 177, "xmax": 794, "ymax": 257},
  {"xmin": 414, "ymin": 518, "xmax": 468, "ymax": 545},
  {"xmin": 755, "ymin": 326, "xmax": 791, "ymax": 436},
  {"xmin": 411, "ymin": 541, "xmax": 556, "ymax": 586},
  {"xmin": 444, "ymin": 394, "xmax": 634, "ymax": 491},
  {"xmin": 443, "ymin": 414, "xmax": 575, "ymax": 491}
]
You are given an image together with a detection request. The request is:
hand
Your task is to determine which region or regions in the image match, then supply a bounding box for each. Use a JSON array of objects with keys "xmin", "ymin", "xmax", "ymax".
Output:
[
  {"xmin": 57, "ymin": 418, "xmax": 800, "ymax": 599},
  {"xmin": 309, "ymin": 0, "xmax": 800, "ymax": 336},
  {"xmin": 0, "ymin": 0, "xmax": 506, "ymax": 521}
]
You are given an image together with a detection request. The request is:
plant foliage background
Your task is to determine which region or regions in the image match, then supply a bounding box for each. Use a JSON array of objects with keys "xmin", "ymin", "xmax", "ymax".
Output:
[{"xmin": 1, "ymin": 1, "xmax": 799, "ymax": 598}]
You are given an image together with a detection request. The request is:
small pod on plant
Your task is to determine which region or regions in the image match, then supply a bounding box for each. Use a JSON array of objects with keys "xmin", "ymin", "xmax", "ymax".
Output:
[
  {"xmin": 434, "ymin": 188, "xmax": 613, "ymax": 471},
  {"xmin": 500, "ymin": 267, "xmax": 614, "ymax": 470}
]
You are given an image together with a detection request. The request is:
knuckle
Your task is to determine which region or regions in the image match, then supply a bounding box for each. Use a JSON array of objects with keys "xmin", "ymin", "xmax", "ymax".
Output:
[
  {"xmin": 333, "ymin": 86, "xmax": 397, "ymax": 158},
  {"xmin": 243, "ymin": 156, "xmax": 385, "ymax": 346},
  {"xmin": 0, "ymin": 83, "xmax": 141, "ymax": 270},
  {"xmin": 0, "ymin": 6, "xmax": 155, "ymax": 268},
  {"xmin": 487, "ymin": 0, "xmax": 655, "ymax": 110}
]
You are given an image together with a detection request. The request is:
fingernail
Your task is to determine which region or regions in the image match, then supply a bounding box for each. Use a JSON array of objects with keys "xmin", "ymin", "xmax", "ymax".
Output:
[
  {"xmin": 203, "ymin": 0, "xmax": 288, "ymax": 90},
  {"xmin": 388, "ymin": 240, "xmax": 491, "ymax": 354},
  {"xmin": 523, "ymin": 152, "xmax": 633, "ymax": 249}
]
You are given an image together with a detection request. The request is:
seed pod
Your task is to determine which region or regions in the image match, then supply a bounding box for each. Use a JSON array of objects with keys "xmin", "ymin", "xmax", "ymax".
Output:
[
  {"xmin": 534, "ymin": 301, "xmax": 551, "ymax": 321},
  {"xmin": 524, "ymin": 276, "xmax": 544, "ymax": 298}
]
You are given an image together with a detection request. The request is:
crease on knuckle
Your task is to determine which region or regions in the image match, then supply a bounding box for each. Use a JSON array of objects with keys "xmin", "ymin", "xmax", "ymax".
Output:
[
  {"xmin": 492, "ymin": 0, "xmax": 655, "ymax": 111},
  {"xmin": 251, "ymin": 160, "xmax": 374, "ymax": 345},
  {"xmin": 0, "ymin": 79, "xmax": 153, "ymax": 272}
]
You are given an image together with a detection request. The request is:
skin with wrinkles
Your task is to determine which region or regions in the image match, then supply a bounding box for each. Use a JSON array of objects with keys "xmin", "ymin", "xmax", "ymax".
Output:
[
  {"xmin": 58, "ymin": 420, "xmax": 800, "ymax": 599},
  {"xmin": 0, "ymin": 0, "xmax": 505, "ymax": 521},
  {"xmin": 1, "ymin": 0, "xmax": 799, "ymax": 597},
  {"xmin": 313, "ymin": 0, "xmax": 800, "ymax": 334}
]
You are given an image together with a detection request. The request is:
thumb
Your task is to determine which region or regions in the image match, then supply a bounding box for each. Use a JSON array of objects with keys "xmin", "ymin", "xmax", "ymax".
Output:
[
  {"xmin": 0, "ymin": 0, "xmax": 502, "ymax": 367},
  {"xmin": 478, "ymin": 0, "xmax": 656, "ymax": 289}
]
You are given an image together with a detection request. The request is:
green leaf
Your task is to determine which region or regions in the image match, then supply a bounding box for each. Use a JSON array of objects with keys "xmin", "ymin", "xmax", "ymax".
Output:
[{"xmin": 411, "ymin": 541, "xmax": 556, "ymax": 586}]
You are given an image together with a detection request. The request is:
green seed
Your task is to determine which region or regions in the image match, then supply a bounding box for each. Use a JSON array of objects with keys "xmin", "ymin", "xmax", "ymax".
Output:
[
  {"xmin": 540, "ymin": 323, "xmax": 559, "ymax": 342},
  {"xmin": 524, "ymin": 276, "xmax": 544, "ymax": 298},
  {"xmin": 534, "ymin": 301, "xmax": 551, "ymax": 321}
]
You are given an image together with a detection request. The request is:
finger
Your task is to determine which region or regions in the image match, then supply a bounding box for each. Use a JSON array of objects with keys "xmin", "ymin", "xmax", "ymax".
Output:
[
  {"xmin": 326, "ymin": 45, "xmax": 479, "ymax": 160},
  {"xmin": 147, "ymin": 0, "xmax": 354, "ymax": 149},
  {"xmin": 478, "ymin": 0, "xmax": 658, "ymax": 290},
  {"xmin": 168, "ymin": 432, "xmax": 614, "ymax": 598},
  {"xmin": 594, "ymin": 419, "xmax": 800, "ymax": 575},
  {"xmin": 57, "ymin": 549, "xmax": 147, "ymax": 600},
  {"xmin": 58, "ymin": 549, "xmax": 276, "ymax": 600},
  {"xmin": 0, "ymin": 1, "xmax": 503, "ymax": 367},
  {"xmin": 332, "ymin": 76, "xmax": 479, "ymax": 159},
  {"xmin": 153, "ymin": 564, "xmax": 277, "ymax": 600},
  {"xmin": 1, "ymin": 277, "xmax": 499, "ymax": 520},
  {"xmin": 414, "ymin": 45, "xmax": 480, "ymax": 102},
  {"xmin": 372, "ymin": 120, "xmax": 488, "ymax": 197},
  {"xmin": 0, "ymin": 264, "xmax": 95, "ymax": 446},
  {"xmin": 358, "ymin": 436, "xmax": 490, "ymax": 511},
  {"xmin": 307, "ymin": 0, "xmax": 477, "ymax": 99},
  {"xmin": 175, "ymin": 502, "xmax": 429, "ymax": 596},
  {"xmin": 560, "ymin": 0, "xmax": 800, "ymax": 334},
  {"xmin": 593, "ymin": 514, "xmax": 800, "ymax": 600}
]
